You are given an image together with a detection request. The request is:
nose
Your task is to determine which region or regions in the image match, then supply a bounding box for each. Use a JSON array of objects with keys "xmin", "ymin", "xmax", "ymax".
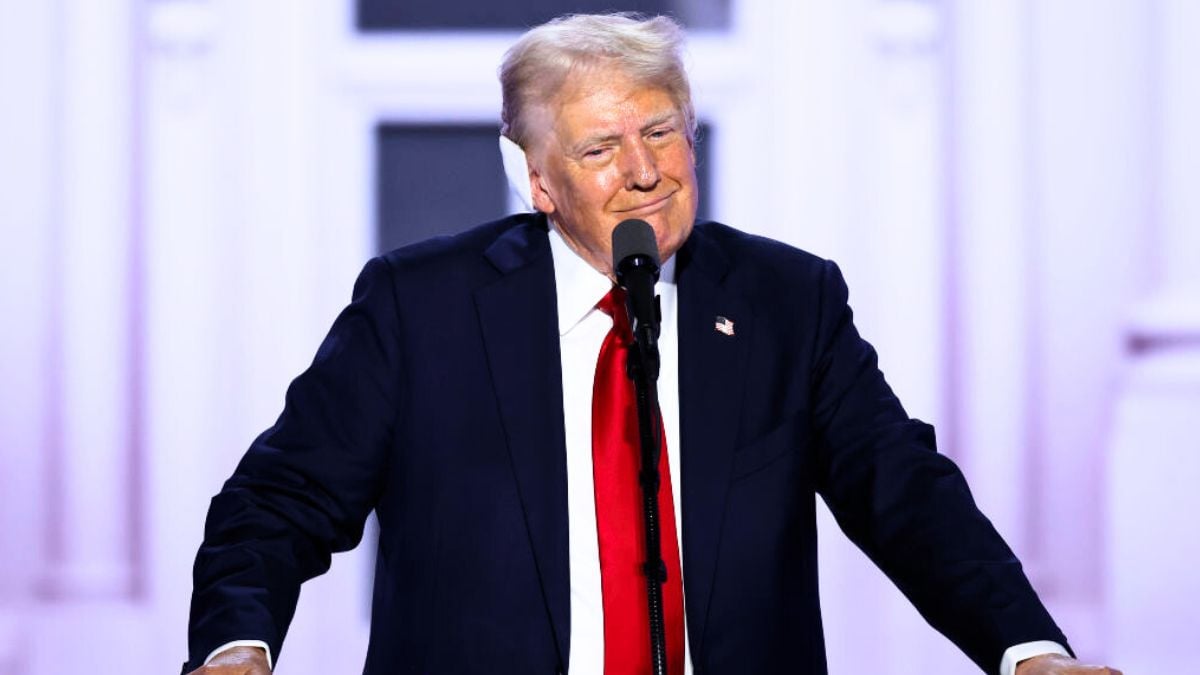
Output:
[{"xmin": 622, "ymin": 139, "xmax": 660, "ymax": 191}]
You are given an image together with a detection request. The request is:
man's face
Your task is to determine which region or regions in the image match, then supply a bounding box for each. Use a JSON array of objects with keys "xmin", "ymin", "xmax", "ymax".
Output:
[{"xmin": 527, "ymin": 67, "xmax": 699, "ymax": 278}]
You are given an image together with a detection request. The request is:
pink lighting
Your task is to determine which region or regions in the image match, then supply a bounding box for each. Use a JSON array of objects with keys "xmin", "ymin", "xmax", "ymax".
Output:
[{"xmin": 1, "ymin": 1, "xmax": 1196, "ymax": 673}]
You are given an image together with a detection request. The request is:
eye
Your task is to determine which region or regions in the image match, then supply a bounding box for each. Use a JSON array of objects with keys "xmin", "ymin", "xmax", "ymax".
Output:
[{"xmin": 580, "ymin": 146, "xmax": 613, "ymax": 162}]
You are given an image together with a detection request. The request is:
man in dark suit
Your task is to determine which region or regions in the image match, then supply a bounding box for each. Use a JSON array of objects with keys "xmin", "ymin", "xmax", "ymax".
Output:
[{"xmin": 186, "ymin": 13, "xmax": 1119, "ymax": 675}]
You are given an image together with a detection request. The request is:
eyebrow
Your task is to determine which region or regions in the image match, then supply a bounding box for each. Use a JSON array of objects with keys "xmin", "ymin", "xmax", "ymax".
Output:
[{"xmin": 570, "ymin": 111, "xmax": 682, "ymax": 155}]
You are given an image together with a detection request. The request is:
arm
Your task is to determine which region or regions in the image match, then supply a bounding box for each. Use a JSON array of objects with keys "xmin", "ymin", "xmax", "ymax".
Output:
[
  {"xmin": 183, "ymin": 257, "xmax": 405, "ymax": 673},
  {"xmin": 807, "ymin": 260, "xmax": 1071, "ymax": 673}
]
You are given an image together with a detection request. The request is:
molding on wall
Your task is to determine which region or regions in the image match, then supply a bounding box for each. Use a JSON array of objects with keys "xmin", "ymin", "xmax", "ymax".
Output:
[{"xmin": 1127, "ymin": 285, "xmax": 1200, "ymax": 353}]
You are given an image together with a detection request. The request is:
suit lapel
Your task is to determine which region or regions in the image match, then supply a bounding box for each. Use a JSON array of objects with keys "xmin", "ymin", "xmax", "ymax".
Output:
[
  {"xmin": 676, "ymin": 224, "xmax": 754, "ymax": 662},
  {"xmin": 474, "ymin": 218, "xmax": 571, "ymax": 667}
]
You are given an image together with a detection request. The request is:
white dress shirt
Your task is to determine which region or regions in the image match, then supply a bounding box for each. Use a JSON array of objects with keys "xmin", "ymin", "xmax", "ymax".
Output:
[
  {"xmin": 206, "ymin": 224, "xmax": 1067, "ymax": 674},
  {"xmin": 548, "ymin": 227, "xmax": 690, "ymax": 675}
]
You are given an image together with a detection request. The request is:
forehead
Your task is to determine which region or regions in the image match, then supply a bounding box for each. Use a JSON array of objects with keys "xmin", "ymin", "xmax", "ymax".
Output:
[{"xmin": 537, "ymin": 67, "xmax": 680, "ymax": 140}]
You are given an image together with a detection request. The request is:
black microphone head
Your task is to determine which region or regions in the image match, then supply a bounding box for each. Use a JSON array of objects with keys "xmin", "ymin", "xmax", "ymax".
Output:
[{"xmin": 612, "ymin": 219, "xmax": 660, "ymax": 277}]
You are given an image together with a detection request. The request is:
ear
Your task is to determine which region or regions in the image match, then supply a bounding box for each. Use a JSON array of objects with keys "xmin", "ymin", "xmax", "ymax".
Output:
[{"xmin": 529, "ymin": 165, "xmax": 557, "ymax": 216}]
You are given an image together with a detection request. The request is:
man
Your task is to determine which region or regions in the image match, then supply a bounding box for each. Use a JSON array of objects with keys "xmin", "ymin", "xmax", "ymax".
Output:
[{"xmin": 186, "ymin": 13, "xmax": 1119, "ymax": 675}]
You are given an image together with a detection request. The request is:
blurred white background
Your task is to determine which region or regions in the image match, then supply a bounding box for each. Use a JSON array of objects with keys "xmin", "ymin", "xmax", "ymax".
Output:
[{"xmin": 1, "ymin": 1, "xmax": 1197, "ymax": 673}]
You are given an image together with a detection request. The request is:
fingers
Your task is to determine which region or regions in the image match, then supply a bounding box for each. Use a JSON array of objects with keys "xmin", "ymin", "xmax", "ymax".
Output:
[
  {"xmin": 186, "ymin": 658, "xmax": 271, "ymax": 667},
  {"xmin": 1060, "ymin": 665, "xmax": 1123, "ymax": 674},
  {"xmin": 1016, "ymin": 655, "xmax": 1124, "ymax": 675},
  {"xmin": 188, "ymin": 662, "xmax": 271, "ymax": 675}
]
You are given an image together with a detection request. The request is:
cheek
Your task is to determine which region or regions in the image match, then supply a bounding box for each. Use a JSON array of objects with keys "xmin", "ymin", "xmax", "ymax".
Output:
[
  {"xmin": 668, "ymin": 153, "xmax": 698, "ymax": 187},
  {"xmin": 591, "ymin": 172, "xmax": 624, "ymax": 199},
  {"xmin": 559, "ymin": 168, "xmax": 620, "ymax": 209}
]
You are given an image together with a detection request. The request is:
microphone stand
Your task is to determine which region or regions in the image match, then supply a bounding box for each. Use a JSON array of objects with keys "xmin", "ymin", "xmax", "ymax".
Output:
[{"xmin": 624, "ymin": 293, "xmax": 669, "ymax": 675}]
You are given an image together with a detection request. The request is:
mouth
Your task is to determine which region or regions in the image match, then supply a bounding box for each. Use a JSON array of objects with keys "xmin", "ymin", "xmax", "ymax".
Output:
[{"xmin": 616, "ymin": 191, "xmax": 675, "ymax": 216}]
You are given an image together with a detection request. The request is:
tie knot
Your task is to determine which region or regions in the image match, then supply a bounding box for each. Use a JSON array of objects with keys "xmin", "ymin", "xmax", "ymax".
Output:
[
  {"xmin": 596, "ymin": 287, "xmax": 625, "ymax": 316},
  {"xmin": 597, "ymin": 287, "xmax": 632, "ymax": 342}
]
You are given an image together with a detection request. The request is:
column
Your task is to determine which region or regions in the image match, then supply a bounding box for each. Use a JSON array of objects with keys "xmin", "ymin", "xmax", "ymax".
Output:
[
  {"xmin": 0, "ymin": 0, "xmax": 59, "ymax": 668},
  {"xmin": 947, "ymin": 0, "xmax": 1034, "ymax": 556},
  {"xmin": 142, "ymin": 0, "xmax": 234, "ymax": 665},
  {"xmin": 39, "ymin": 0, "xmax": 139, "ymax": 601}
]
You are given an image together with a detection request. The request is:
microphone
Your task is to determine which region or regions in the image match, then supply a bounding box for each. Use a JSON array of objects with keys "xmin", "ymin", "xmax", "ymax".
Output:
[
  {"xmin": 612, "ymin": 219, "xmax": 662, "ymax": 380},
  {"xmin": 611, "ymin": 221, "xmax": 669, "ymax": 674}
]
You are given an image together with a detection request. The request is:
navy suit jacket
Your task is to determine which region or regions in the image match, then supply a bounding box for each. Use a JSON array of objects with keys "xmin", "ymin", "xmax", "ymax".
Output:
[{"xmin": 185, "ymin": 214, "xmax": 1069, "ymax": 674}]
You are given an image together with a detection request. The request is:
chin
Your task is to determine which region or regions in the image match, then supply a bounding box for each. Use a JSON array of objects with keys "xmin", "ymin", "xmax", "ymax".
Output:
[
  {"xmin": 655, "ymin": 227, "xmax": 690, "ymax": 261},
  {"xmin": 610, "ymin": 209, "xmax": 691, "ymax": 259}
]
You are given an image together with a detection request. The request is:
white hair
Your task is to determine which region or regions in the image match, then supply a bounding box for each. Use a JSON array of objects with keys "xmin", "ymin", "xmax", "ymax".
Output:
[{"xmin": 499, "ymin": 13, "xmax": 697, "ymax": 150}]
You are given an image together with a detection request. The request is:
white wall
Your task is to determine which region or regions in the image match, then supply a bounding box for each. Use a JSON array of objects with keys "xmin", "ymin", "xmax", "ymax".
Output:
[{"xmin": 0, "ymin": 0, "xmax": 1193, "ymax": 672}]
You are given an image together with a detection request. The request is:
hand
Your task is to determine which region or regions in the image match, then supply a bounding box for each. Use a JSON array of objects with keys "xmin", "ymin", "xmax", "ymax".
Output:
[
  {"xmin": 1015, "ymin": 654, "xmax": 1123, "ymax": 675},
  {"xmin": 186, "ymin": 646, "xmax": 271, "ymax": 675}
]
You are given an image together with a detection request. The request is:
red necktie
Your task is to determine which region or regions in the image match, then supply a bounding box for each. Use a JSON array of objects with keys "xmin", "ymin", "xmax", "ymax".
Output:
[{"xmin": 592, "ymin": 287, "xmax": 685, "ymax": 674}]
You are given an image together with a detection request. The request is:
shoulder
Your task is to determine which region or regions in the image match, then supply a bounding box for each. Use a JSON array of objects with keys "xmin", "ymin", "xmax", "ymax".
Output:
[
  {"xmin": 689, "ymin": 220, "xmax": 841, "ymax": 295},
  {"xmin": 381, "ymin": 213, "xmax": 543, "ymax": 269},
  {"xmin": 694, "ymin": 221, "xmax": 826, "ymax": 264},
  {"xmin": 368, "ymin": 213, "xmax": 548, "ymax": 288}
]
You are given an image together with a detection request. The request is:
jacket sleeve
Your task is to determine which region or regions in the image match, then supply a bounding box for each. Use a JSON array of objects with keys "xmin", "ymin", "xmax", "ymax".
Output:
[
  {"xmin": 808, "ymin": 259, "xmax": 1071, "ymax": 673},
  {"xmin": 183, "ymin": 256, "xmax": 404, "ymax": 673}
]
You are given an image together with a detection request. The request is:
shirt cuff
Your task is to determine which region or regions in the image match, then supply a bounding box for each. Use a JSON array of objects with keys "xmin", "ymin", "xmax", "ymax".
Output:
[
  {"xmin": 204, "ymin": 640, "xmax": 274, "ymax": 671},
  {"xmin": 999, "ymin": 640, "xmax": 1071, "ymax": 675}
]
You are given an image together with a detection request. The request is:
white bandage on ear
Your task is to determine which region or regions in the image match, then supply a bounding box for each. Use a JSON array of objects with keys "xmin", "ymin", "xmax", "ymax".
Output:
[{"xmin": 499, "ymin": 135, "xmax": 535, "ymax": 213}]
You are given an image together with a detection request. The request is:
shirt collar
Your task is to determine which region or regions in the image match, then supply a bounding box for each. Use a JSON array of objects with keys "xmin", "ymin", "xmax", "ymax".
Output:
[{"xmin": 548, "ymin": 221, "xmax": 678, "ymax": 336}]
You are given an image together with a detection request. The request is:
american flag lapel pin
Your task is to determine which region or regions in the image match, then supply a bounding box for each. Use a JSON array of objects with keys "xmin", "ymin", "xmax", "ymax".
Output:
[{"xmin": 714, "ymin": 315, "xmax": 735, "ymax": 336}]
